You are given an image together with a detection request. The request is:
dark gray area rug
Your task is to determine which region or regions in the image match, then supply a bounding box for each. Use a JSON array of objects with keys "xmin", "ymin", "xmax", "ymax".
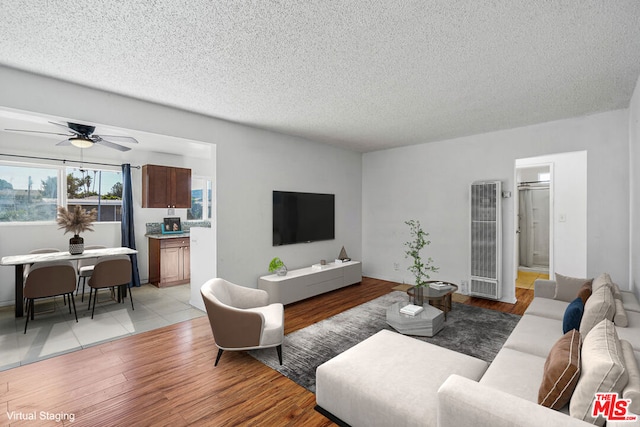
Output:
[{"xmin": 249, "ymin": 291, "xmax": 521, "ymax": 393}]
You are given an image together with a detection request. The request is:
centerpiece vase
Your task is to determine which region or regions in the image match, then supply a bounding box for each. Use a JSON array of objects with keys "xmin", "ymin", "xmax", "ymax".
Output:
[
  {"xmin": 69, "ymin": 234, "xmax": 84, "ymax": 255},
  {"xmin": 413, "ymin": 285, "xmax": 424, "ymax": 306}
]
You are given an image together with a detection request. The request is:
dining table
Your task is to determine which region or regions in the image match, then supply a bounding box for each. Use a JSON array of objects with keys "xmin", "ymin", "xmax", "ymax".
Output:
[{"xmin": 0, "ymin": 247, "xmax": 137, "ymax": 317}]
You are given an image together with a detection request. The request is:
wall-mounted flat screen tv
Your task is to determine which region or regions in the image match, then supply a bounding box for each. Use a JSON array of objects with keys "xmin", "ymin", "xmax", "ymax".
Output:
[{"xmin": 273, "ymin": 191, "xmax": 335, "ymax": 246}]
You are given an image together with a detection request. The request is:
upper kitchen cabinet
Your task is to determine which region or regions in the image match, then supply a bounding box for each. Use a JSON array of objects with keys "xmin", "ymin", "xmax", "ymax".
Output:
[{"xmin": 142, "ymin": 164, "xmax": 192, "ymax": 208}]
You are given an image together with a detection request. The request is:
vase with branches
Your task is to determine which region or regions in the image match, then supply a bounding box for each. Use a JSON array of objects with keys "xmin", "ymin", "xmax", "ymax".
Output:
[
  {"xmin": 404, "ymin": 219, "xmax": 439, "ymax": 305},
  {"xmin": 56, "ymin": 205, "xmax": 97, "ymax": 254}
]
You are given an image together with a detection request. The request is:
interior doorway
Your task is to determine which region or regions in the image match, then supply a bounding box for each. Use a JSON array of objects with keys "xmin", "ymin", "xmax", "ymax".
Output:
[
  {"xmin": 515, "ymin": 164, "xmax": 552, "ymax": 290},
  {"xmin": 513, "ymin": 151, "xmax": 588, "ymax": 296},
  {"xmin": 517, "ymin": 167, "xmax": 550, "ymax": 273}
]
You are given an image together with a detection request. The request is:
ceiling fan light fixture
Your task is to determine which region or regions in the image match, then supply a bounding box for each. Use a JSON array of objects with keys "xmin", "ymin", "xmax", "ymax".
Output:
[{"xmin": 69, "ymin": 136, "xmax": 93, "ymax": 148}]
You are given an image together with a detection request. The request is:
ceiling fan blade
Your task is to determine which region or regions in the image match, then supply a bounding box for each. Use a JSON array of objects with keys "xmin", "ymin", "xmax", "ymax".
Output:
[
  {"xmin": 94, "ymin": 136, "xmax": 131, "ymax": 152},
  {"xmin": 4, "ymin": 128, "xmax": 71, "ymax": 136},
  {"xmin": 96, "ymin": 134, "xmax": 139, "ymax": 144},
  {"xmin": 56, "ymin": 139, "xmax": 73, "ymax": 146},
  {"xmin": 48, "ymin": 121, "xmax": 82, "ymax": 135}
]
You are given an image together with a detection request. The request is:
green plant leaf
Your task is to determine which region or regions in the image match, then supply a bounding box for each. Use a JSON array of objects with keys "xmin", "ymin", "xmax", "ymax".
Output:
[
  {"xmin": 404, "ymin": 219, "xmax": 439, "ymax": 287},
  {"xmin": 269, "ymin": 257, "xmax": 285, "ymax": 272}
]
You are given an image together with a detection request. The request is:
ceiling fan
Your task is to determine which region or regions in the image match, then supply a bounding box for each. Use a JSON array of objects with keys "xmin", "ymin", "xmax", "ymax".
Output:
[{"xmin": 5, "ymin": 121, "xmax": 139, "ymax": 152}]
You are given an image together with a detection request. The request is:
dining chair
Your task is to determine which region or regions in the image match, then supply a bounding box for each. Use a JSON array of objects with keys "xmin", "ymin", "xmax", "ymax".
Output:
[
  {"xmin": 87, "ymin": 255, "xmax": 134, "ymax": 319},
  {"xmin": 23, "ymin": 248, "xmax": 60, "ymax": 279},
  {"xmin": 200, "ymin": 278, "xmax": 284, "ymax": 366},
  {"xmin": 23, "ymin": 260, "xmax": 78, "ymax": 333},
  {"xmin": 76, "ymin": 245, "xmax": 107, "ymax": 302},
  {"xmin": 28, "ymin": 247, "xmax": 60, "ymax": 254},
  {"xmin": 23, "ymin": 248, "xmax": 64, "ymax": 307}
]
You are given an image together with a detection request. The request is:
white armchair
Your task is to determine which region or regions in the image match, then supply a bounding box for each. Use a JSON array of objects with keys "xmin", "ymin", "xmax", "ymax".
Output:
[{"xmin": 200, "ymin": 278, "xmax": 284, "ymax": 366}]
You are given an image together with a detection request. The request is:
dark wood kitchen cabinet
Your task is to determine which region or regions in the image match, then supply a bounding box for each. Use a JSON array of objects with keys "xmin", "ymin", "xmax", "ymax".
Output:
[{"xmin": 142, "ymin": 164, "xmax": 192, "ymax": 208}]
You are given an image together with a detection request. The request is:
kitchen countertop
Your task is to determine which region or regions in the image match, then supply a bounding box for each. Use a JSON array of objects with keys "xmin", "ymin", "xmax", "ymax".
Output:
[{"xmin": 146, "ymin": 233, "xmax": 190, "ymax": 240}]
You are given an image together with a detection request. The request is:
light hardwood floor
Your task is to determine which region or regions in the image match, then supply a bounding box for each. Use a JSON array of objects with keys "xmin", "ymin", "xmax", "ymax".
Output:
[
  {"xmin": 516, "ymin": 270, "xmax": 550, "ymax": 290},
  {"xmin": 0, "ymin": 278, "xmax": 532, "ymax": 426}
]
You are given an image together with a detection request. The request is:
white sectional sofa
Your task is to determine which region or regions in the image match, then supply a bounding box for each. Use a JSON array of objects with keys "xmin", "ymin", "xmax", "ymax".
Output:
[{"xmin": 316, "ymin": 273, "xmax": 640, "ymax": 426}]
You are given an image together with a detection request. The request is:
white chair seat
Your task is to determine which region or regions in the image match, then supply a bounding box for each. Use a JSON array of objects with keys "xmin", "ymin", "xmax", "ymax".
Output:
[
  {"xmin": 76, "ymin": 245, "xmax": 106, "ymax": 301},
  {"xmin": 247, "ymin": 304, "xmax": 285, "ymax": 346},
  {"xmin": 78, "ymin": 265, "xmax": 95, "ymax": 277}
]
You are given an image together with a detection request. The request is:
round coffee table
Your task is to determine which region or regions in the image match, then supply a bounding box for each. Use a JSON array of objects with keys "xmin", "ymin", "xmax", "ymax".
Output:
[{"xmin": 406, "ymin": 281, "xmax": 458, "ymax": 320}]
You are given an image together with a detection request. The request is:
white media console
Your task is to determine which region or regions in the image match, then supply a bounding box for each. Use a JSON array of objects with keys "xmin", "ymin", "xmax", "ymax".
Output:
[{"xmin": 258, "ymin": 261, "xmax": 362, "ymax": 305}]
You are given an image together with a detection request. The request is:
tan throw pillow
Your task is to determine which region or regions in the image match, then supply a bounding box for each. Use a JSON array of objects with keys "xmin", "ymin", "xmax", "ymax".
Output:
[
  {"xmin": 579, "ymin": 284, "xmax": 615, "ymax": 336},
  {"xmin": 577, "ymin": 282, "xmax": 592, "ymax": 305},
  {"xmin": 611, "ymin": 282, "xmax": 623, "ymax": 300},
  {"xmin": 555, "ymin": 273, "xmax": 592, "ymax": 302},
  {"xmin": 614, "ymin": 298, "xmax": 629, "ymax": 327},
  {"xmin": 591, "ymin": 273, "xmax": 613, "ymax": 293},
  {"xmin": 570, "ymin": 319, "xmax": 629, "ymax": 426},
  {"xmin": 538, "ymin": 329, "xmax": 582, "ymax": 410},
  {"xmin": 620, "ymin": 340, "xmax": 640, "ymax": 414}
]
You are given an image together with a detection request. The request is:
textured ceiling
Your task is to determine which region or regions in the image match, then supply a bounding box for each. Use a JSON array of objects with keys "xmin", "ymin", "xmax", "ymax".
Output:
[{"xmin": 1, "ymin": 1, "xmax": 639, "ymax": 152}]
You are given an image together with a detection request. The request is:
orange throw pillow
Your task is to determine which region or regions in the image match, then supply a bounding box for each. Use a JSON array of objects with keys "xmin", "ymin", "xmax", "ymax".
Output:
[{"xmin": 577, "ymin": 282, "xmax": 592, "ymax": 305}]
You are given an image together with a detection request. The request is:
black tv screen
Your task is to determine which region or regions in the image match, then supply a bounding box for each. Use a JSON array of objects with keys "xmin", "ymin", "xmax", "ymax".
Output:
[{"xmin": 273, "ymin": 191, "xmax": 335, "ymax": 246}]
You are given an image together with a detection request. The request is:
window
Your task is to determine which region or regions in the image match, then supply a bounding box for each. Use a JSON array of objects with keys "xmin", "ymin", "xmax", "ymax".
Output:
[
  {"xmin": 0, "ymin": 161, "xmax": 123, "ymax": 223},
  {"xmin": 66, "ymin": 167, "xmax": 123, "ymax": 222},
  {"xmin": 0, "ymin": 163, "xmax": 59, "ymax": 222},
  {"xmin": 188, "ymin": 177, "xmax": 212, "ymax": 220}
]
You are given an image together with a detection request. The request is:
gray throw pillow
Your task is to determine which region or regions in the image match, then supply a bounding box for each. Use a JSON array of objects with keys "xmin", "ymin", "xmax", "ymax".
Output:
[{"xmin": 555, "ymin": 273, "xmax": 592, "ymax": 303}]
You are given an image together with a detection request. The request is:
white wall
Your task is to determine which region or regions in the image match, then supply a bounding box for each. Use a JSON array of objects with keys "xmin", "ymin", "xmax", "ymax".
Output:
[
  {"xmin": 630, "ymin": 74, "xmax": 640, "ymax": 299},
  {"xmin": 0, "ymin": 66, "xmax": 362, "ymax": 306},
  {"xmin": 363, "ymin": 110, "xmax": 630, "ymax": 303},
  {"xmin": 213, "ymin": 122, "xmax": 362, "ymax": 286}
]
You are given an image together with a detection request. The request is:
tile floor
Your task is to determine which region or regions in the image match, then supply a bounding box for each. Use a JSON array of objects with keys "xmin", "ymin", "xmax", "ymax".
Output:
[{"xmin": 0, "ymin": 283, "xmax": 205, "ymax": 371}]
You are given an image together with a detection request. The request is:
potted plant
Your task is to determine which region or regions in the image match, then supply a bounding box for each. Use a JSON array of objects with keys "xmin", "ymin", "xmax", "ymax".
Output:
[
  {"xmin": 269, "ymin": 257, "xmax": 287, "ymax": 276},
  {"xmin": 56, "ymin": 205, "xmax": 97, "ymax": 254},
  {"xmin": 404, "ymin": 219, "xmax": 439, "ymax": 305}
]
